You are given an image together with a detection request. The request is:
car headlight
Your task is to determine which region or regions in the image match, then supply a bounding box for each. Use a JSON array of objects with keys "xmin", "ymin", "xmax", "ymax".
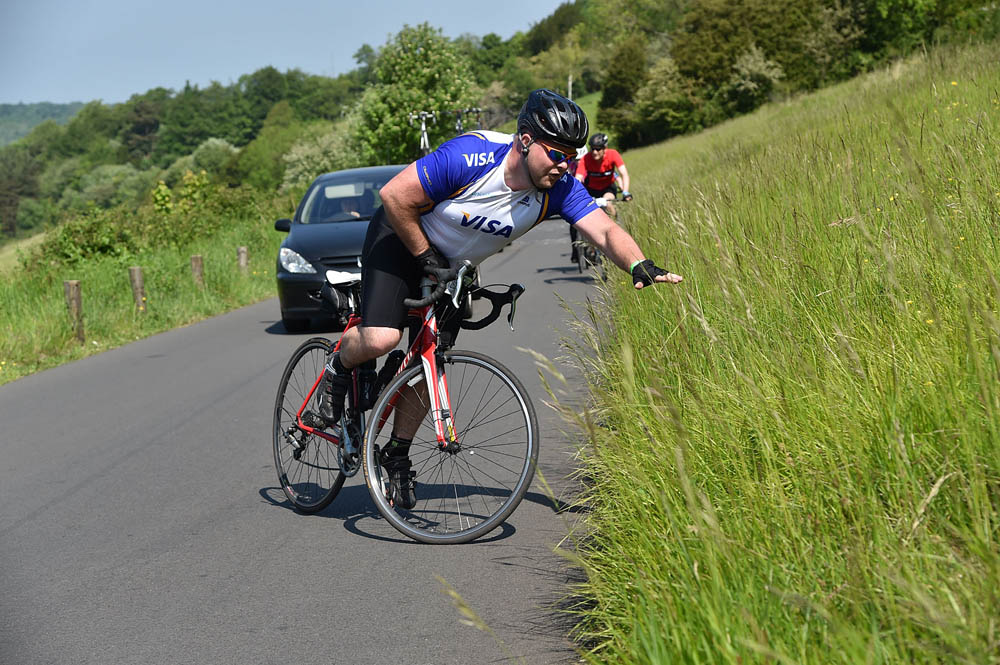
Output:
[{"xmin": 279, "ymin": 247, "xmax": 317, "ymax": 274}]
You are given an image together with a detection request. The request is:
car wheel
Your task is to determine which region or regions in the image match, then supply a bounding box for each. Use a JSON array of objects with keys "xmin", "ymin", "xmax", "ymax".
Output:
[{"xmin": 282, "ymin": 316, "xmax": 310, "ymax": 333}]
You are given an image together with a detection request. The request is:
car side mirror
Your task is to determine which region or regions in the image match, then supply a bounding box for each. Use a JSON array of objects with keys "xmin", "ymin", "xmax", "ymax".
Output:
[{"xmin": 274, "ymin": 218, "xmax": 292, "ymax": 232}]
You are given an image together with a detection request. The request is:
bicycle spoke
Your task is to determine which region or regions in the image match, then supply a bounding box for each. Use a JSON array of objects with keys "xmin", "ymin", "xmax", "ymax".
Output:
[{"xmin": 364, "ymin": 352, "xmax": 537, "ymax": 543}]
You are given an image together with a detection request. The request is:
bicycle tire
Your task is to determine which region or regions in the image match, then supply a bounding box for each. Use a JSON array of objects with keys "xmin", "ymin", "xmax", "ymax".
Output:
[
  {"xmin": 273, "ymin": 337, "xmax": 346, "ymax": 513},
  {"xmin": 362, "ymin": 350, "xmax": 538, "ymax": 544}
]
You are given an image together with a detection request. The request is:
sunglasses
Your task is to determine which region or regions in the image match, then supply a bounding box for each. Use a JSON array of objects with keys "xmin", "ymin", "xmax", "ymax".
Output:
[{"xmin": 530, "ymin": 139, "xmax": 575, "ymax": 163}]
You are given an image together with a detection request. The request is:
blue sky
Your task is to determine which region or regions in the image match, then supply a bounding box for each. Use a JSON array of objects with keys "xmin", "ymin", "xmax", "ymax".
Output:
[{"xmin": 0, "ymin": 0, "xmax": 567, "ymax": 105}]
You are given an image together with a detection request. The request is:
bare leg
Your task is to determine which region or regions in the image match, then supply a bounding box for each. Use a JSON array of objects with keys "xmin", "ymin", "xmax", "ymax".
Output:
[
  {"xmin": 391, "ymin": 382, "xmax": 429, "ymax": 441},
  {"xmin": 337, "ymin": 325, "xmax": 401, "ymax": 369},
  {"xmin": 339, "ymin": 324, "xmax": 428, "ymax": 439}
]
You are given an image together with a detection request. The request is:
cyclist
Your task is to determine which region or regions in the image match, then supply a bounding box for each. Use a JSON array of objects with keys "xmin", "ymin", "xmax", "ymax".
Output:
[
  {"xmin": 319, "ymin": 89, "xmax": 681, "ymax": 507},
  {"xmin": 571, "ymin": 133, "xmax": 631, "ymax": 263}
]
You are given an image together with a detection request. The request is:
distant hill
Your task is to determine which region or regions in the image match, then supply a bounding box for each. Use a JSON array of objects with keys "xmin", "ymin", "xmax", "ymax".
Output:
[{"xmin": 0, "ymin": 102, "xmax": 85, "ymax": 146}]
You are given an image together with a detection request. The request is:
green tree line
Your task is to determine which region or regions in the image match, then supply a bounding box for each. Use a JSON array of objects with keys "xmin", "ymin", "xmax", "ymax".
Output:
[
  {"xmin": 0, "ymin": 102, "xmax": 85, "ymax": 147},
  {"xmin": 1, "ymin": 0, "xmax": 997, "ymax": 245}
]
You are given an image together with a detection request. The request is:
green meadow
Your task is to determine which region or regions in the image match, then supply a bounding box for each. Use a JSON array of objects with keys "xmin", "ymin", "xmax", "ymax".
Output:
[
  {"xmin": 563, "ymin": 41, "xmax": 1000, "ymax": 663},
  {"xmin": 0, "ymin": 187, "xmax": 291, "ymax": 384}
]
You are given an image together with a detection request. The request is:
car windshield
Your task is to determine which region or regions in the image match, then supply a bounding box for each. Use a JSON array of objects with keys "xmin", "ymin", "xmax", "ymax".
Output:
[{"xmin": 299, "ymin": 177, "xmax": 389, "ymax": 224}]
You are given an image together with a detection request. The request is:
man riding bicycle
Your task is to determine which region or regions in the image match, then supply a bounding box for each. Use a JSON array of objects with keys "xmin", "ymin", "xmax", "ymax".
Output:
[
  {"xmin": 319, "ymin": 89, "xmax": 681, "ymax": 507},
  {"xmin": 570, "ymin": 132, "xmax": 632, "ymax": 263}
]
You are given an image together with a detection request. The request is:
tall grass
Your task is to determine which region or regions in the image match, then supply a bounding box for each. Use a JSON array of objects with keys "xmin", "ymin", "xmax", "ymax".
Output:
[
  {"xmin": 566, "ymin": 41, "xmax": 1000, "ymax": 664},
  {"xmin": 0, "ymin": 190, "xmax": 292, "ymax": 385}
]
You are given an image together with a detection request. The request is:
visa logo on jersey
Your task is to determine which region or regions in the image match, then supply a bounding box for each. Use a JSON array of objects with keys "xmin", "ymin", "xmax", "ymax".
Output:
[
  {"xmin": 460, "ymin": 212, "xmax": 513, "ymax": 238},
  {"xmin": 462, "ymin": 152, "xmax": 496, "ymax": 167}
]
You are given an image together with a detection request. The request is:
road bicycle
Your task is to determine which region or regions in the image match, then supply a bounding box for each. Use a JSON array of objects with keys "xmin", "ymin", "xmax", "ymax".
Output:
[
  {"xmin": 272, "ymin": 262, "xmax": 538, "ymax": 544},
  {"xmin": 452, "ymin": 107, "xmax": 482, "ymax": 134},
  {"xmin": 570, "ymin": 197, "xmax": 613, "ymax": 279},
  {"xmin": 573, "ymin": 236, "xmax": 605, "ymax": 278},
  {"xmin": 408, "ymin": 110, "xmax": 436, "ymax": 157}
]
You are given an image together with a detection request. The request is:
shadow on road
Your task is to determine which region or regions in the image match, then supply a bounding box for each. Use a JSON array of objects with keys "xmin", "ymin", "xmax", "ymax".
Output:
[
  {"xmin": 259, "ymin": 485, "xmax": 519, "ymax": 544},
  {"xmin": 534, "ymin": 263, "xmax": 598, "ymax": 286},
  {"xmin": 263, "ymin": 318, "xmax": 348, "ymax": 336},
  {"xmin": 520, "ymin": 490, "xmax": 589, "ymax": 514}
]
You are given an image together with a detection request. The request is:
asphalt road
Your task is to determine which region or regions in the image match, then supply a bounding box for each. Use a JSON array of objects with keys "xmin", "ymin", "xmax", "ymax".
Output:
[{"xmin": 0, "ymin": 219, "xmax": 607, "ymax": 665}]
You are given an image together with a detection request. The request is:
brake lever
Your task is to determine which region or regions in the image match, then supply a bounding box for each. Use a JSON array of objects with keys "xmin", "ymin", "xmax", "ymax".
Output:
[
  {"xmin": 507, "ymin": 284, "xmax": 525, "ymax": 331},
  {"xmin": 447, "ymin": 261, "xmax": 472, "ymax": 310}
]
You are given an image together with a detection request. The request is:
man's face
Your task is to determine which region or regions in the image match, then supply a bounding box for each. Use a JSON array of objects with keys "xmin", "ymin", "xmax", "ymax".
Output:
[
  {"xmin": 590, "ymin": 146, "xmax": 606, "ymax": 159},
  {"xmin": 522, "ymin": 134, "xmax": 575, "ymax": 190}
]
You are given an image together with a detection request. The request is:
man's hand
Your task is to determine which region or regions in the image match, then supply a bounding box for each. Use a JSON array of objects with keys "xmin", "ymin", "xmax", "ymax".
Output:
[
  {"xmin": 622, "ymin": 190, "xmax": 633, "ymax": 202},
  {"xmin": 631, "ymin": 259, "xmax": 682, "ymax": 289},
  {"xmin": 415, "ymin": 247, "xmax": 454, "ymax": 281}
]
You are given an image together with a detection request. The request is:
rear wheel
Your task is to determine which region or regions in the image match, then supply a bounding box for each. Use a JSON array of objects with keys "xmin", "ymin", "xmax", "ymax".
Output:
[
  {"xmin": 273, "ymin": 337, "xmax": 345, "ymax": 513},
  {"xmin": 362, "ymin": 350, "xmax": 538, "ymax": 544}
]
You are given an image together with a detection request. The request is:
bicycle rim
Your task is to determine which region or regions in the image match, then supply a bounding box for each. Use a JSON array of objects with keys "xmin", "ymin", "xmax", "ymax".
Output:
[
  {"xmin": 273, "ymin": 337, "xmax": 345, "ymax": 513},
  {"xmin": 362, "ymin": 351, "xmax": 538, "ymax": 544}
]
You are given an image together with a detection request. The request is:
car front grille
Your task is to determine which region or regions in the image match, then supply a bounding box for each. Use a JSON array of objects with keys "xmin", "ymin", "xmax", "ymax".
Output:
[{"xmin": 317, "ymin": 255, "xmax": 362, "ymax": 272}]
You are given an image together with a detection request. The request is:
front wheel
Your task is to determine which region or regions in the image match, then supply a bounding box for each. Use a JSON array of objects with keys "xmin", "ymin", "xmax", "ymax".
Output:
[
  {"xmin": 362, "ymin": 350, "xmax": 538, "ymax": 544},
  {"xmin": 273, "ymin": 337, "xmax": 345, "ymax": 513}
]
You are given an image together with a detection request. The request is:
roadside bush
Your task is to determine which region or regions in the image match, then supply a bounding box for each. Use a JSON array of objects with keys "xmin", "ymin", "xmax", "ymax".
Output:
[
  {"xmin": 15, "ymin": 196, "xmax": 59, "ymax": 234},
  {"xmin": 192, "ymin": 137, "xmax": 239, "ymax": 177},
  {"xmin": 281, "ymin": 119, "xmax": 362, "ymax": 192},
  {"xmin": 162, "ymin": 155, "xmax": 195, "ymax": 188},
  {"xmin": 715, "ymin": 43, "xmax": 784, "ymax": 114},
  {"xmin": 629, "ymin": 57, "xmax": 701, "ymax": 145},
  {"xmin": 31, "ymin": 206, "xmax": 138, "ymax": 267}
]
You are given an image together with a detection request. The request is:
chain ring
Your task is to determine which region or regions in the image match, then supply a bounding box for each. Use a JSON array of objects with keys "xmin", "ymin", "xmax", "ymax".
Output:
[{"xmin": 337, "ymin": 412, "xmax": 363, "ymax": 477}]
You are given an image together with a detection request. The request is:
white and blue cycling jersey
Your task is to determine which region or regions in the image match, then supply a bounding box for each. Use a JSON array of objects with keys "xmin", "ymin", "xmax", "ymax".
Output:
[{"xmin": 415, "ymin": 130, "xmax": 598, "ymax": 266}]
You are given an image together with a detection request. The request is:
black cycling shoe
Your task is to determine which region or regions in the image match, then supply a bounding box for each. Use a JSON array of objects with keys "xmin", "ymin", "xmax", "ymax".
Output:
[
  {"xmin": 383, "ymin": 457, "xmax": 417, "ymax": 510},
  {"xmin": 318, "ymin": 370, "xmax": 350, "ymax": 426}
]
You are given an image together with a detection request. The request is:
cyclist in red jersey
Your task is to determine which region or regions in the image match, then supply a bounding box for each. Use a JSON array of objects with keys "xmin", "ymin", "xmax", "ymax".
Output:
[
  {"xmin": 575, "ymin": 133, "xmax": 631, "ymax": 202},
  {"xmin": 570, "ymin": 133, "xmax": 631, "ymax": 263}
]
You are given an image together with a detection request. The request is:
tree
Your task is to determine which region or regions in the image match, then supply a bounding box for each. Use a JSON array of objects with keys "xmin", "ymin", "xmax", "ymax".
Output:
[
  {"xmin": 0, "ymin": 145, "xmax": 41, "ymax": 236},
  {"xmin": 240, "ymin": 66, "xmax": 288, "ymax": 133},
  {"xmin": 597, "ymin": 37, "xmax": 650, "ymax": 135},
  {"xmin": 523, "ymin": 1, "xmax": 585, "ymax": 55},
  {"xmin": 354, "ymin": 23, "xmax": 479, "ymax": 165},
  {"xmin": 119, "ymin": 98, "xmax": 162, "ymax": 165},
  {"xmin": 221, "ymin": 101, "xmax": 302, "ymax": 190}
]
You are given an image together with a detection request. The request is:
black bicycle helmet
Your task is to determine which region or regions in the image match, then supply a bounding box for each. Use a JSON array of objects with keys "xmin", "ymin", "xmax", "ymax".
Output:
[
  {"xmin": 517, "ymin": 89, "xmax": 589, "ymax": 150},
  {"xmin": 589, "ymin": 133, "xmax": 608, "ymax": 149}
]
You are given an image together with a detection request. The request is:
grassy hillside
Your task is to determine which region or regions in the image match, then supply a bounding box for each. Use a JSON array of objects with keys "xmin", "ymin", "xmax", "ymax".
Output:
[
  {"xmin": 566, "ymin": 40, "xmax": 1000, "ymax": 664},
  {"xmin": 0, "ymin": 184, "xmax": 293, "ymax": 385}
]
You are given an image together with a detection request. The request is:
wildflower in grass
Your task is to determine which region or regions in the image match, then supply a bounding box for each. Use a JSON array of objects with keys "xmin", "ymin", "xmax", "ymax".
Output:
[
  {"xmin": 906, "ymin": 300, "xmax": 913, "ymax": 304},
  {"xmin": 951, "ymin": 81, "xmax": 958, "ymax": 86},
  {"xmin": 926, "ymin": 319, "xmax": 934, "ymax": 324},
  {"xmin": 925, "ymin": 380, "xmax": 934, "ymax": 386}
]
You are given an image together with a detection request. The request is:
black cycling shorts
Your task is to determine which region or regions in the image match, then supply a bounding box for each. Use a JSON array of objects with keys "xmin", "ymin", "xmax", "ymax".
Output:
[
  {"xmin": 585, "ymin": 183, "xmax": 619, "ymax": 199},
  {"xmin": 360, "ymin": 207, "xmax": 422, "ymax": 330}
]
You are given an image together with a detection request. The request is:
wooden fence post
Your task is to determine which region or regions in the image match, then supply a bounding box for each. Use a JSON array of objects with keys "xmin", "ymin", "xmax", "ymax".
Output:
[
  {"xmin": 237, "ymin": 246, "xmax": 249, "ymax": 275},
  {"xmin": 129, "ymin": 266, "xmax": 146, "ymax": 312},
  {"xmin": 63, "ymin": 280, "xmax": 84, "ymax": 343},
  {"xmin": 191, "ymin": 255, "xmax": 204, "ymax": 287}
]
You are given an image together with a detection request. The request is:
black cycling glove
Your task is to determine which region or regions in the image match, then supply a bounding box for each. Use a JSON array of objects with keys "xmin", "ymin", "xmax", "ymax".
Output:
[
  {"xmin": 631, "ymin": 259, "xmax": 668, "ymax": 287},
  {"xmin": 415, "ymin": 247, "xmax": 454, "ymax": 281}
]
